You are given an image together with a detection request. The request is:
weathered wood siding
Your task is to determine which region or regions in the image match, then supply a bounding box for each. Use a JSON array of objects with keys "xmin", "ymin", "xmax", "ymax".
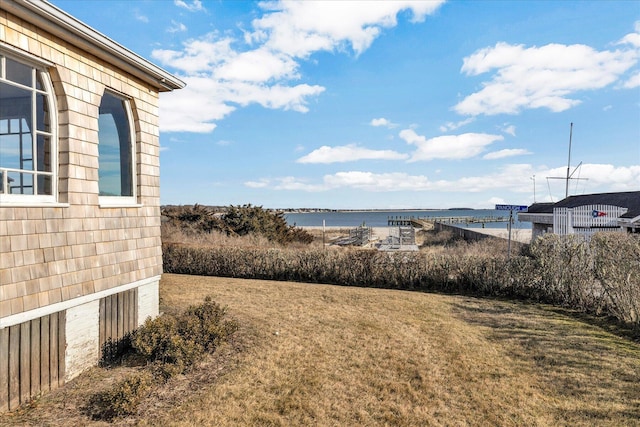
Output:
[
  {"xmin": 137, "ymin": 280, "xmax": 159, "ymax": 325},
  {"xmin": 64, "ymin": 301, "xmax": 99, "ymax": 381},
  {"xmin": 0, "ymin": 4, "xmax": 165, "ymax": 410},
  {"xmin": 0, "ymin": 311, "xmax": 66, "ymax": 412},
  {"xmin": 98, "ymin": 288, "xmax": 138, "ymax": 350},
  {"xmin": 0, "ymin": 6, "xmax": 163, "ymax": 319}
]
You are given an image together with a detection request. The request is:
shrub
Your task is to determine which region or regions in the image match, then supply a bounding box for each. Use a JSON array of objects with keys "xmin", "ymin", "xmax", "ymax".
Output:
[
  {"xmin": 180, "ymin": 296, "xmax": 239, "ymax": 353},
  {"xmin": 529, "ymin": 234, "xmax": 601, "ymax": 309},
  {"xmin": 162, "ymin": 204, "xmax": 313, "ymax": 246},
  {"xmin": 87, "ymin": 371, "xmax": 153, "ymax": 420},
  {"xmin": 132, "ymin": 297, "xmax": 238, "ymax": 376},
  {"xmin": 99, "ymin": 333, "xmax": 134, "ymax": 367},
  {"xmin": 591, "ymin": 233, "xmax": 640, "ymax": 325},
  {"xmin": 88, "ymin": 296, "xmax": 238, "ymax": 419},
  {"xmin": 163, "ymin": 232, "xmax": 640, "ymax": 329},
  {"xmin": 132, "ymin": 314, "xmax": 201, "ymax": 375},
  {"xmin": 420, "ymin": 230, "xmax": 458, "ymax": 247}
]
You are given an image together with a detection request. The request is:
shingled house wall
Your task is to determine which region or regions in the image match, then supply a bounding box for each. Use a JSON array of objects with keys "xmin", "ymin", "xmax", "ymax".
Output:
[{"xmin": 0, "ymin": 2, "xmax": 180, "ymax": 411}]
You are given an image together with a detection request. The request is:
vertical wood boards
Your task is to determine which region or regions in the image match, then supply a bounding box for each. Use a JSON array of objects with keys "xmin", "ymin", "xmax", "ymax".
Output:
[
  {"xmin": 30, "ymin": 318, "xmax": 41, "ymax": 398},
  {"xmin": 98, "ymin": 289, "xmax": 138, "ymax": 351},
  {"xmin": 57, "ymin": 311, "xmax": 66, "ymax": 388},
  {"xmin": 49, "ymin": 312, "xmax": 59, "ymax": 390},
  {"xmin": 0, "ymin": 287, "xmax": 145, "ymax": 412},
  {"xmin": 8, "ymin": 325, "xmax": 20, "ymax": 411},
  {"xmin": 19, "ymin": 322, "xmax": 30, "ymax": 405},
  {"xmin": 0, "ymin": 328, "xmax": 8, "ymax": 412},
  {"xmin": 0, "ymin": 312, "xmax": 66, "ymax": 411},
  {"xmin": 40, "ymin": 315, "xmax": 50, "ymax": 393}
]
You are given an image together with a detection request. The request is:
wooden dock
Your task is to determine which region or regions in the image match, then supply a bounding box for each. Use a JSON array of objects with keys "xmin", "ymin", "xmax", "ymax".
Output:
[{"xmin": 387, "ymin": 216, "xmax": 509, "ymax": 229}]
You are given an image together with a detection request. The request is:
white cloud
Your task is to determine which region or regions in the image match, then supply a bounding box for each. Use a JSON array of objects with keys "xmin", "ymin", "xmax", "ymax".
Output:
[
  {"xmin": 224, "ymin": 81, "xmax": 326, "ymax": 112},
  {"xmin": 439, "ymin": 117, "xmax": 475, "ymax": 132},
  {"xmin": 297, "ymin": 144, "xmax": 408, "ymax": 164},
  {"xmin": 273, "ymin": 176, "xmax": 326, "ymax": 192},
  {"xmin": 483, "ymin": 149, "xmax": 532, "ymax": 160},
  {"xmin": 616, "ymin": 21, "xmax": 640, "ymax": 47},
  {"xmin": 324, "ymin": 171, "xmax": 430, "ymax": 191},
  {"xmin": 158, "ymin": 77, "xmax": 234, "ymax": 132},
  {"xmin": 245, "ymin": 179, "xmax": 270, "ymax": 189},
  {"xmin": 454, "ymin": 39, "xmax": 639, "ymax": 116},
  {"xmin": 370, "ymin": 117, "xmax": 398, "ymax": 128},
  {"xmin": 167, "ymin": 20, "xmax": 187, "ymax": 33},
  {"xmin": 134, "ymin": 10, "xmax": 149, "ymax": 23},
  {"xmin": 399, "ymin": 129, "xmax": 503, "ymax": 161},
  {"xmin": 154, "ymin": 1, "xmax": 444, "ymax": 133},
  {"xmin": 487, "ymin": 196, "xmax": 506, "ymax": 206},
  {"xmin": 622, "ymin": 71, "xmax": 640, "ymax": 89},
  {"xmin": 152, "ymin": 37, "xmax": 235, "ymax": 75},
  {"xmin": 500, "ymin": 124, "xmax": 516, "ymax": 136},
  {"xmin": 247, "ymin": 163, "xmax": 640, "ymax": 195},
  {"xmin": 174, "ymin": 0, "xmax": 205, "ymax": 12},
  {"xmin": 214, "ymin": 48, "xmax": 300, "ymax": 82},
  {"xmin": 250, "ymin": 1, "xmax": 445, "ymax": 58},
  {"xmin": 255, "ymin": 164, "xmax": 535, "ymax": 193},
  {"xmin": 544, "ymin": 164, "xmax": 640, "ymax": 191},
  {"xmin": 158, "ymin": 75, "xmax": 324, "ymax": 133}
]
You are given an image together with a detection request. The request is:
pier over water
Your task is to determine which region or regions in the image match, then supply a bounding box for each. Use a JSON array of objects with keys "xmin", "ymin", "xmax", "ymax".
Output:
[{"xmin": 387, "ymin": 216, "xmax": 509, "ymax": 229}]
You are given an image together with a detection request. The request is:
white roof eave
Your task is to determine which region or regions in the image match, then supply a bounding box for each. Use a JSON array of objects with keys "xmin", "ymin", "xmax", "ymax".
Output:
[
  {"xmin": 618, "ymin": 214, "xmax": 640, "ymax": 226},
  {"xmin": 4, "ymin": 0, "xmax": 185, "ymax": 92}
]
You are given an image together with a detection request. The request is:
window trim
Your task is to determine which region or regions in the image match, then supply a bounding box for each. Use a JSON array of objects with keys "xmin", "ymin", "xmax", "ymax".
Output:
[
  {"xmin": 0, "ymin": 50, "xmax": 58, "ymax": 205},
  {"xmin": 98, "ymin": 90, "xmax": 138, "ymax": 207}
]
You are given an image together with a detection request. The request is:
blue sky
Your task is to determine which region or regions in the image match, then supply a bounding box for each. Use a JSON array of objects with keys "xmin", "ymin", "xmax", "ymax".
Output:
[{"xmin": 52, "ymin": 0, "xmax": 640, "ymax": 209}]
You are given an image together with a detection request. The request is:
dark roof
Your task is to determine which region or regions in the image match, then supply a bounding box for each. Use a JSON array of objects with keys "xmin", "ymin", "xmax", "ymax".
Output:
[
  {"xmin": 524, "ymin": 202, "xmax": 555, "ymax": 214},
  {"xmin": 527, "ymin": 191, "xmax": 640, "ymax": 218}
]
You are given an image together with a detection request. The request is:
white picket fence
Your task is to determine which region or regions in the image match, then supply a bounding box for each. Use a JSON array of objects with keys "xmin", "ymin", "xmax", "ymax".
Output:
[{"xmin": 553, "ymin": 204, "xmax": 628, "ymax": 238}]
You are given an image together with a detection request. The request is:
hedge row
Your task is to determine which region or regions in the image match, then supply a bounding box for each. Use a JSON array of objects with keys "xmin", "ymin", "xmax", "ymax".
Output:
[{"xmin": 163, "ymin": 233, "xmax": 639, "ymax": 328}]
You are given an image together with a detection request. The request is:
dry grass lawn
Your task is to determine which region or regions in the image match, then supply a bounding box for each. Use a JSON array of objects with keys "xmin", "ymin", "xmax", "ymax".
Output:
[
  {"xmin": 2, "ymin": 273, "xmax": 639, "ymax": 426},
  {"xmin": 150, "ymin": 274, "xmax": 639, "ymax": 426}
]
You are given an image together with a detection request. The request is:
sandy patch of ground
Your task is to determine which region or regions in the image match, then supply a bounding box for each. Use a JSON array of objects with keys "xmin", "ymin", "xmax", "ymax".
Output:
[{"xmin": 464, "ymin": 227, "xmax": 532, "ymax": 244}]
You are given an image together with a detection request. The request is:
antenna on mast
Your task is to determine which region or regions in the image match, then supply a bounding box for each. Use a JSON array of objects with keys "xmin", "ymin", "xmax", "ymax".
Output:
[
  {"xmin": 547, "ymin": 122, "xmax": 588, "ymax": 199},
  {"xmin": 566, "ymin": 122, "xmax": 573, "ymax": 199}
]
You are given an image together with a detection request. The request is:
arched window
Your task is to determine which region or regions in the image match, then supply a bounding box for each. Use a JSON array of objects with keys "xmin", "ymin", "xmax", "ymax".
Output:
[
  {"xmin": 0, "ymin": 52, "xmax": 56, "ymax": 202},
  {"xmin": 98, "ymin": 91, "xmax": 136, "ymax": 205}
]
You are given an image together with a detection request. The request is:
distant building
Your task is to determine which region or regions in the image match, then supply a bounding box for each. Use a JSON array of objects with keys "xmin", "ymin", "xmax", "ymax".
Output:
[
  {"xmin": 518, "ymin": 191, "xmax": 640, "ymax": 240},
  {"xmin": 1, "ymin": 0, "xmax": 184, "ymax": 411}
]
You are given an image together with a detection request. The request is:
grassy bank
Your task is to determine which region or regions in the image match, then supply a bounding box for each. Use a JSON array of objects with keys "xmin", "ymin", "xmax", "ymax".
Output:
[
  {"xmin": 150, "ymin": 275, "xmax": 640, "ymax": 426},
  {"xmin": 163, "ymin": 231, "xmax": 640, "ymax": 329},
  {"xmin": 3, "ymin": 274, "xmax": 638, "ymax": 425}
]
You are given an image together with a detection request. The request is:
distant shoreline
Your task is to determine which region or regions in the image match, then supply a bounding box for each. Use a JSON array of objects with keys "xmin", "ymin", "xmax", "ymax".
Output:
[{"xmin": 280, "ymin": 208, "xmax": 475, "ymax": 213}]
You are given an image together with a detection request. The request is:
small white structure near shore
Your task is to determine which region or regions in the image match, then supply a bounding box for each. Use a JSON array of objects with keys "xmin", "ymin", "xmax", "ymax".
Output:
[
  {"xmin": 378, "ymin": 226, "xmax": 419, "ymax": 252},
  {"xmin": 518, "ymin": 191, "xmax": 640, "ymax": 241}
]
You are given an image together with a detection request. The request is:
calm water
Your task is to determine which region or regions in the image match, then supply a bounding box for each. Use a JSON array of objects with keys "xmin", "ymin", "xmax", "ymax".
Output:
[{"xmin": 284, "ymin": 209, "xmax": 531, "ymax": 229}]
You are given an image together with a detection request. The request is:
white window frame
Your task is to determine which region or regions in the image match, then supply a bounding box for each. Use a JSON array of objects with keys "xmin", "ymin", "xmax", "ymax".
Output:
[
  {"xmin": 0, "ymin": 49, "xmax": 58, "ymax": 205},
  {"xmin": 98, "ymin": 90, "xmax": 139, "ymax": 207}
]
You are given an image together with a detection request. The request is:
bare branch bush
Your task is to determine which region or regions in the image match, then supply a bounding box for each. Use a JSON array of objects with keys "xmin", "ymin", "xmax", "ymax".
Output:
[
  {"xmin": 162, "ymin": 229, "xmax": 639, "ymax": 328},
  {"xmin": 591, "ymin": 233, "xmax": 640, "ymax": 324}
]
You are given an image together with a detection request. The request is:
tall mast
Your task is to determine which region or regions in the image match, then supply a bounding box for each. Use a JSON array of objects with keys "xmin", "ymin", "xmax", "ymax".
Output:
[{"xmin": 565, "ymin": 122, "xmax": 573, "ymax": 199}]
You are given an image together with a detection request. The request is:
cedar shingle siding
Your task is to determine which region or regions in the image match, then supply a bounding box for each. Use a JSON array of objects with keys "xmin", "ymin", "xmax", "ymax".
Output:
[{"xmin": 0, "ymin": 0, "xmax": 183, "ymax": 410}]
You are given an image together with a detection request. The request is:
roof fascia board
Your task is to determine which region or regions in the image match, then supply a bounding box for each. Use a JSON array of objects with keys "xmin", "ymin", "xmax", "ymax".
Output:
[{"xmin": 4, "ymin": 0, "xmax": 185, "ymax": 92}]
